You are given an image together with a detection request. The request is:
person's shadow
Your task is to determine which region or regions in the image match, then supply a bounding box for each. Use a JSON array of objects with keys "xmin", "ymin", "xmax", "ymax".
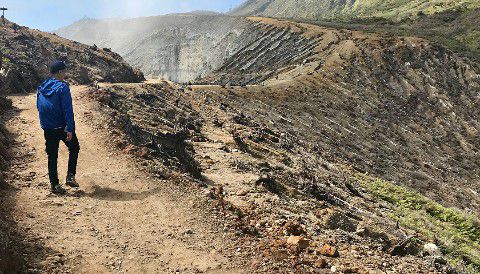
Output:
[{"xmin": 72, "ymin": 184, "xmax": 163, "ymax": 202}]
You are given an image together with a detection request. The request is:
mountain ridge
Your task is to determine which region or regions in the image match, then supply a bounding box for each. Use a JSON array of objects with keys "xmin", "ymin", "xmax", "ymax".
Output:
[
  {"xmin": 230, "ymin": 0, "xmax": 480, "ymax": 61},
  {"xmin": 231, "ymin": 0, "xmax": 480, "ymax": 21}
]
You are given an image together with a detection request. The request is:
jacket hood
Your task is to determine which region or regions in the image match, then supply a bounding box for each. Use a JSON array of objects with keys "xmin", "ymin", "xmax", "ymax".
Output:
[{"xmin": 37, "ymin": 77, "xmax": 65, "ymax": 96}]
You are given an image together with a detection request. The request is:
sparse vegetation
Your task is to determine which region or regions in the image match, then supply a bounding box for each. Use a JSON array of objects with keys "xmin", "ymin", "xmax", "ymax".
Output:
[
  {"xmin": 353, "ymin": 172, "xmax": 480, "ymax": 273},
  {"xmin": 1, "ymin": 56, "xmax": 10, "ymax": 66},
  {"xmin": 0, "ymin": 46, "xmax": 11, "ymax": 66}
]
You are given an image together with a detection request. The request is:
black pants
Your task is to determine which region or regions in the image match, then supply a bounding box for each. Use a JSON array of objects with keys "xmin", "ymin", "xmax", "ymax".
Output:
[{"xmin": 44, "ymin": 129, "xmax": 80, "ymax": 186}]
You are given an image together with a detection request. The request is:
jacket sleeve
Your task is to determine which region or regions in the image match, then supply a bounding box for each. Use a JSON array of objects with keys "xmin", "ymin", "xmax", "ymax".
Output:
[{"xmin": 60, "ymin": 84, "xmax": 76, "ymax": 133}]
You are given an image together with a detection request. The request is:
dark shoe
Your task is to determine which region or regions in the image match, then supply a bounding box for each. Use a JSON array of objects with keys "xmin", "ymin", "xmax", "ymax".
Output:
[
  {"xmin": 66, "ymin": 175, "xmax": 79, "ymax": 188},
  {"xmin": 51, "ymin": 184, "xmax": 67, "ymax": 195}
]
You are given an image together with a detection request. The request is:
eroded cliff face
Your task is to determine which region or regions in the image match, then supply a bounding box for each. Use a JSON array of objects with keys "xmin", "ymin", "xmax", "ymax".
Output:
[
  {"xmin": 200, "ymin": 19, "xmax": 321, "ymax": 85},
  {"xmin": 231, "ymin": 0, "xmax": 480, "ymax": 62},
  {"xmin": 123, "ymin": 23, "xmax": 261, "ymax": 83},
  {"xmin": 58, "ymin": 14, "xmax": 260, "ymax": 83}
]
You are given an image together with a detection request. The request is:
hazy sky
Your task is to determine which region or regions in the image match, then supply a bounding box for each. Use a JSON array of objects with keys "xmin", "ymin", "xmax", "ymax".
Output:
[{"xmin": 2, "ymin": 0, "xmax": 245, "ymax": 31}]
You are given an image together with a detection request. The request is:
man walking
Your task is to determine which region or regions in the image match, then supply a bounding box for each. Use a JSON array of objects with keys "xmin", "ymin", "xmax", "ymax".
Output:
[{"xmin": 37, "ymin": 61, "xmax": 80, "ymax": 194}]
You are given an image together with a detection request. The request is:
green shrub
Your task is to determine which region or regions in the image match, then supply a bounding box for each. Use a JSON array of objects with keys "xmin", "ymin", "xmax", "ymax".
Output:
[{"xmin": 352, "ymin": 173, "xmax": 480, "ymax": 273}]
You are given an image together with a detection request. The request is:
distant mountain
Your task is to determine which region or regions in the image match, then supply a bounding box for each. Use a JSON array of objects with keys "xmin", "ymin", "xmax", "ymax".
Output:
[
  {"xmin": 231, "ymin": 0, "xmax": 479, "ymax": 21},
  {"xmin": 185, "ymin": 10, "xmax": 222, "ymax": 16}
]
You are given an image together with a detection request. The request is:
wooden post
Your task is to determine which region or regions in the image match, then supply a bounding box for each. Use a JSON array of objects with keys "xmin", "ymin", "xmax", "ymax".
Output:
[{"xmin": 1, "ymin": 7, "xmax": 7, "ymax": 22}]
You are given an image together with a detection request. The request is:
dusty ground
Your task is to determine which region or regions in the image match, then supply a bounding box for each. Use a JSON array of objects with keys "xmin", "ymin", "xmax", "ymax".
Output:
[{"xmin": 3, "ymin": 86, "xmax": 246, "ymax": 274}]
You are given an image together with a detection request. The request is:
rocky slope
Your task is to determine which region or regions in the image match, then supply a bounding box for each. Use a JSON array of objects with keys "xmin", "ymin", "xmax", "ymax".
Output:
[
  {"xmin": 0, "ymin": 19, "xmax": 144, "ymax": 96},
  {"xmin": 57, "ymin": 14, "xmax": 259, "ymax": 82},
  {"xmin": 88, "ymin": 79, "xmax": 479, "ymax": 273},
  {"xmin": 203, "ymin": 17, "xmax": 480, "ymax": 213},
  {"xmin": 89, "ymin": 83, "xmax": 203, "ymax": 178},
  {"xmin": 86, "ymin": 18, "xmax": 480, "ymax": 273}
]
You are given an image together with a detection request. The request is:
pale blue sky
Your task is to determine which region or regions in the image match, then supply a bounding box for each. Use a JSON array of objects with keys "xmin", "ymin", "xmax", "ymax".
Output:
[{"xmin": 2, "ymin": 0, "xmax": 245, "ymax": 31}]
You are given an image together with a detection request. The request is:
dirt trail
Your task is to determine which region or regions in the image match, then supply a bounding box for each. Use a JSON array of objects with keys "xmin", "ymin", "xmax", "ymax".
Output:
[{"xmin": 5, "ymin": 86, "xmax": 245, "ymax": 274}]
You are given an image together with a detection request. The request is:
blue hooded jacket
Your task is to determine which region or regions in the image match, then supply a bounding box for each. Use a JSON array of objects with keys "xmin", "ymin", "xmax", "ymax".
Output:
[{"xmin": 37, "ymin": 78, "xmax": 75, "ymax": 133}]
